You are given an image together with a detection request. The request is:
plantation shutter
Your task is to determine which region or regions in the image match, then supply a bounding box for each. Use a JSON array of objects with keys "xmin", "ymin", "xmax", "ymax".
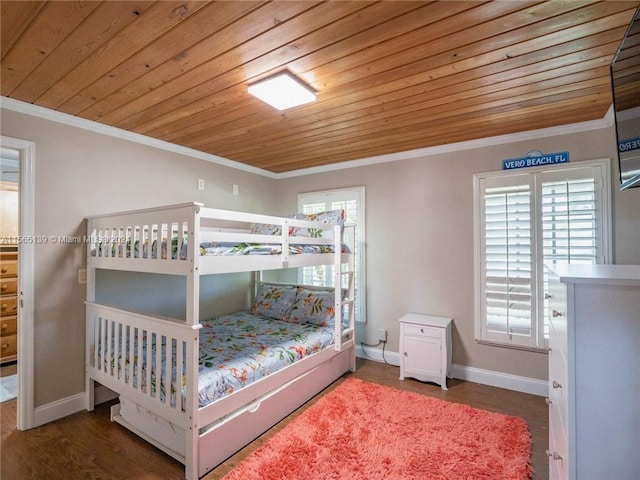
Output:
[
  {"xmin": 538, "ymin": 166, "xmax": 605, "ymax": 338},
  {"xmin": 479, "ymin": 174, "xmax": 536, "ymax": 347},
  {"xmin": 540, "ymin": 168, "xmax": 603, "ymax": 266},
  {"xmin": 475, "ymin": 160, "xmax": 609, "ymax": 350}
]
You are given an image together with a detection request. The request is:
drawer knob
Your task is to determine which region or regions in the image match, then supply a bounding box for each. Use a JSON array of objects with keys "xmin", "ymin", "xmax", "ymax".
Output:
[
  {"xmin": 420, "ymin": 328, "xmax": 424, "ymax": 333},
  {"xmin": 1, "ymin": 304, "xmax": 7, "ymax": 311},
  {"xmin": 545, "ymin": 397, "xmax": 552, "ymax": 405},
  {"xmin": 1, "ymin": 285, "xmax": 7, "ymax": 291},
  {"xmin": 552, "ymin": 310, "xmax": 562, "ymax": 317},
  {"xmin": 546, "ymin": 450, "xmax": 563, "ymax": 461},
  {"xmin": 1, "ymin": 343, "xmax": 9, "ymax": 350},
  {"xmin": 1, "ymin": 267, "xmax": 8, "ymax": 273},
  {"xmin": 552, "ymin": 380, "xmax": 562, "ymax": 389},
  {"xmin": 544, "ymin": 293, "xmax": 552, "ymax": 299},
  {"xmin": 1, "ymin": 323, "xmax": 7, "ymax": 330},
  {"xmin": 403, "ymin": 352, "xmax": 408, "ymax": 357}
]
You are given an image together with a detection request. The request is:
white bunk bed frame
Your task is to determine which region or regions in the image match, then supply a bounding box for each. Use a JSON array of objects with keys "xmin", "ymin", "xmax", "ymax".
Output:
[{"xmin": 85, "ymin": 202, "xmax": 356, "ymax": 479}]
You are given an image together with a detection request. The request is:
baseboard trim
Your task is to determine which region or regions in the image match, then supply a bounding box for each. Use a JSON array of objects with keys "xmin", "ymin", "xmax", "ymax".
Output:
[
  {"xmin": 450, "ymin": 364, "xmax": 547, "ymax": 397},
  {"xmin": 33, "ymin": 384, "xmax": 117, "ymax": 428},
  {"xmin": 356, "ymin": 343, "xmax": 400, "ymax": 366},
  {"xmin": 356, "ymin": 344, "xmax": 547, "ymax": 397},
  {"xmin": 34, "ymin": 392, "xmax": 85, "ymax": 428}
]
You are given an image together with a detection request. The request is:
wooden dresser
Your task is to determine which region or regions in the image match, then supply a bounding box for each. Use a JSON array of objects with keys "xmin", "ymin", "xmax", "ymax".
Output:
[
  {"xmin": 0, "ymin": 249, "xmax": 18, "ymax": 364},
  {"xmin": 546, "ymin": 264, "xmax": 640, "ymax": 480}
]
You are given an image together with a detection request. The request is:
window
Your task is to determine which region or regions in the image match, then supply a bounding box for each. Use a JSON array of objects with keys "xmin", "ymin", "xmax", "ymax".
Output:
[
  {"xmin": 474, "ymin": 160, "xmax": 611, "ymax": 349},
  {"xmin": 297, "ymin": 187, "xmax": 366, "ymax": 323}
]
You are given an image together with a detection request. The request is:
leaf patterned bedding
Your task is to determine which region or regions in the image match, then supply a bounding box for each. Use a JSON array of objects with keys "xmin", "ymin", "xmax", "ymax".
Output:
[
  {"xmin": 197, "ymin": 311, "xmax": 335, "ymax": 407},
  {"xmin": 91, "ymin": 209, "xmax": 348, "ymax": 259},
  {"xmin": 93, "ymin": 238, "xmax": 346, "ymax": 259},
  {"xmin": 98, "ymin": 311, "xmax": 335, "ymax": 409}
]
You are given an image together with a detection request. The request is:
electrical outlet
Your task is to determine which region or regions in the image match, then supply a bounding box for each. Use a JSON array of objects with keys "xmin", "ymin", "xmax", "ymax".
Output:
[
  {"xmin": 197, "ymin": 178, "xmax": 205, "ymax": 190},
  {"xmin": 378, "ymin": 328, "xmax": 387, "ymax": 342}
]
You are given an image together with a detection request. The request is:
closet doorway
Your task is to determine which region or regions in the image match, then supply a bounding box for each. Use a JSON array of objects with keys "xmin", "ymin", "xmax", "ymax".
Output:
[
  {"xmin": 1, "ymin": 149, "xmax": 19, "ymax": 386},
  {"xmin": 0, "ymin": 136, "xmax": 35, "ymax": 430}
]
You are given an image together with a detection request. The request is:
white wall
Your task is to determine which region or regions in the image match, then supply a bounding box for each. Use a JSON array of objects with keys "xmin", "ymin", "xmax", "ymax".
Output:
[
  {"xmin": 276, "ymin": 125, "xmax": 640, "ymax": 381},
  {"xmin": 0, "ymin": 108, "xmax": 278, "ymax": 407}
]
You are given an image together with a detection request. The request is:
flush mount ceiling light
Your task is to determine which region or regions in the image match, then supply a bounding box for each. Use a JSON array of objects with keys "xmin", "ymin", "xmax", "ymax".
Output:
[{"xmin": 248, "ymin": 71, "xmax": 316, "ymax": 110}]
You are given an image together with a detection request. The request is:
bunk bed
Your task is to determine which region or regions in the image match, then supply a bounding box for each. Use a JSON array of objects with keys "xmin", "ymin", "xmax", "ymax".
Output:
[{"xmin": 84, "ymin": 202, "xmax": 356, "ymax": 479}]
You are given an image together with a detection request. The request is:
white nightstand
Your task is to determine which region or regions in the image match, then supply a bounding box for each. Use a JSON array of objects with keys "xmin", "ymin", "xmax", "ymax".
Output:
[{"xmin": 398, "ymin": 313, "xmax": 452, "ymax": 390}]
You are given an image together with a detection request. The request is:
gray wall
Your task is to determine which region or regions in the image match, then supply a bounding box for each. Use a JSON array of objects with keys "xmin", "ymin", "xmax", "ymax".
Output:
[{"xmin": 276, "ymin": 126, "xmax": 640, "ymax": 381}]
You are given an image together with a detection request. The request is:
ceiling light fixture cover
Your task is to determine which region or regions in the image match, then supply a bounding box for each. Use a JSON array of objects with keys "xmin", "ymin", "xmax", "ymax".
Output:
[{"xmin": 248, "ymin": 72, "xmax": 316, "ymax": 110}]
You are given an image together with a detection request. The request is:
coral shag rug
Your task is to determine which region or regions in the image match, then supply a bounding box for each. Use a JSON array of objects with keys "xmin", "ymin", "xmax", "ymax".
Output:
[{"xmin": 223, "ymin": 378, "xmax": 531, "ymax": 479}]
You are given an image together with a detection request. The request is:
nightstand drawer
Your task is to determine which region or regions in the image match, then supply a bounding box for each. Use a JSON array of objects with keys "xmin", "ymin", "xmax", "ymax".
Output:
[{"xmin": 404, "ymin": 324, "xmax": 441, "ymax": 338}]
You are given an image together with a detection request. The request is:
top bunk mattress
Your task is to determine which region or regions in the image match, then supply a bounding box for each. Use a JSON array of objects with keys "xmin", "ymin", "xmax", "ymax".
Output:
[
  {"xmin": 88, "ymin": 207, "xmax": 351, "ymax": 266},
  {"xmin": 92, "ymin": 238, "xmax": 348, "ymax": 260}
]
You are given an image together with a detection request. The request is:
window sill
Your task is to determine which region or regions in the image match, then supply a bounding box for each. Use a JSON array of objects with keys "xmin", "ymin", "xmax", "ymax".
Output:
[{"xmin": 476, "ymin": 339, "xmax": 549, "ymax": 354}]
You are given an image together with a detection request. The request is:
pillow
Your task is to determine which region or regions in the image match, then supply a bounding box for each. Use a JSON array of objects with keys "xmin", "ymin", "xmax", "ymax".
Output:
[
  {"xmin": 250, "ymin": 283, "xmax": 297, "ymax": 320},
  {"xmin": 251, "ymin": 210, "xmax": 345, "ymax": 239},
  {"xmin": 250, "ymin": 213, "xmax": 302, "ymax": 236},
  {"xmin": 288, "ymin": 288, "xmax": 337, "ymax": 326},
  {"xmin": 291, "ymin": 209, "xmax": 345, "ymax": 239},
  {"xmin": 250, "ymin": 222, "xmax": 283, "ymax": 236}
]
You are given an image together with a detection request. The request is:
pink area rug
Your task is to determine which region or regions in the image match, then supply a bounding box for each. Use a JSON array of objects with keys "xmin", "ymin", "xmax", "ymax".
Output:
[{"xmin": 223, "ymin": 377, "xmax": 531, "ymax": 479}]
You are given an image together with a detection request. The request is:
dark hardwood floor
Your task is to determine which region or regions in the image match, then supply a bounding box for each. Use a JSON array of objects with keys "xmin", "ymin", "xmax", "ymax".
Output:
[{"xmin": 1, "ymin": 359, "xmax": 548, "ymax": 479}]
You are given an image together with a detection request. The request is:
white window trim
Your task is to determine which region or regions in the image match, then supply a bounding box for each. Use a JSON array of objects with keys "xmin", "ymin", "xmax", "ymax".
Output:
[
  {"xmin": 473, "ymin": 158, "xmax": 612, "ymax": 351},
  {"xmin": 297, "ymin": 186, "xmax": 366, "ymax": 323}
]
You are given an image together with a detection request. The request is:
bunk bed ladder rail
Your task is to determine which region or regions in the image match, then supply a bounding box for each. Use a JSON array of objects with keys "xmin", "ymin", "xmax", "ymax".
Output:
[{"xmin": 334, "ymin": 224, "xmax": 356, "ymax": 352}]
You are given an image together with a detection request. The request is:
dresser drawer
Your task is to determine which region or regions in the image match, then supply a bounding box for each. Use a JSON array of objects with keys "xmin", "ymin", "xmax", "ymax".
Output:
[
  {"xmin": 1, "ymin": 297, "xmax": 18, "ymax": 316},
  {"xmin": 549, "ymin": 398, "xmax": 567, "ymax": 452},
  {"xmin": 0, "ymin": 334, "xmax": 17, "ymax": 359},
  {"xmin": 549, "ymin": 381, "xmax": 567, "ymax": 447},
  {"xmin": 548, "ymin": 314, "xmax": 568, "ymax": 441},
  {"xmin": 0, "ymin": 278, "xmax": 17, "ymax": 295},
  {"xmin": 0, "ymin": 260, "xmax": 17, "ymax": 277},
  {"xmin": 0, "ymin": 251, "xmax": 17, "ymax": 261},
  {"xmin": 548, "ymin": 415, "xmax": 568, "ymax": 480},
  {"xmin": 548, "ymin": 282, "xmax": 567, "ymax": 337},
  {"xmin": 404, "ymin": 323, "xmax": 442, "ymax": 338},
  {"xmin": 548, "ymin": 317, "xmax": 567, "ymax": 385},
  {"xmin": 1, "ymin": 316, "xmax": 17, "ymax": 336}
]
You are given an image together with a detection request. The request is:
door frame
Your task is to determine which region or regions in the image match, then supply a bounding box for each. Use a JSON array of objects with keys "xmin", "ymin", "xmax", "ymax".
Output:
[{"xmin": 1, "ymin": 135, "xmax": 35, "ymax": 430}]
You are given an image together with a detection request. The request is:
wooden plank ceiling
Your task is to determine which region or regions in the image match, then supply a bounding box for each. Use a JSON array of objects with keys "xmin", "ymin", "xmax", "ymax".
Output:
[{"xmin": 2, "ymin": 1, "xmax": 639, "ymax": 173}]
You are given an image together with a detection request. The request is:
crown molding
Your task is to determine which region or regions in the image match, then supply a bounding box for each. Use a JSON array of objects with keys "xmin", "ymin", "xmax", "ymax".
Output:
[
  {"xmin": 2, "ymin": 96, "xmax": 613, "ymax": 180},
  {"xmin": 279, "ymin": 105, "xmax": 615, "ymax": 178},
  {"xmin": 0, "ymin": 96, "xmax": 278, "ymax": 179}
]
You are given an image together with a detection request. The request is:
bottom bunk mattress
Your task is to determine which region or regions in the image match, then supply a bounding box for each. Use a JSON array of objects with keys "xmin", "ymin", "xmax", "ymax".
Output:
[
  {"xmin": 98, "ymin": 311, "xmax": 335, "ymax": 409},
  {"xmin": 197, "ymin": 311, "xmax": 335, "ymax": 407}
]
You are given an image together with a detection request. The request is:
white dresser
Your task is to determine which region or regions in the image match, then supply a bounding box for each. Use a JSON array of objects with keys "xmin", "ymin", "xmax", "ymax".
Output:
[
  {"xmin": 546, "ymin": 264, "xmax": 640, "ymax": 480},
  {"xmin": 398, "ymin": 313, "xmax": 452, "ymax": 390}
]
